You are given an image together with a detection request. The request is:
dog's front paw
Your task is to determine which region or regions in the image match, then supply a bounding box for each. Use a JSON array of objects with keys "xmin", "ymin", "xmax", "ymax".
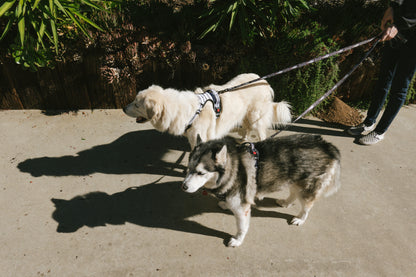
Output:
[
  {"xmin": 227, "ymin": 237, "xmax": 243, "ymax": 247},
  {"xmin": 290, "ymin": 217, "xmax": 305, "ymax": 226},
  {"xmin": 276, "ymin": 199, "xmax": 293, "ymax": 208},
  {"xmin": 218, "ymin": 201, "xmax": 228, "ymax": 210}
]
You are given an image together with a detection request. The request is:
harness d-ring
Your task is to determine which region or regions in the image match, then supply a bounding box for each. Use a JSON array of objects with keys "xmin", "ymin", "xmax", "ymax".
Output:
[{"xmin": 242, "ymin": 142, "xmax": 259, "ymax": 169}]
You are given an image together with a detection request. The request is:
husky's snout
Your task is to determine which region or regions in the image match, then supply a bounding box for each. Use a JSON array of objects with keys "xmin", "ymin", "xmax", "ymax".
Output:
[
  {"xmin": 181, "ymin": 175, "xmax": 191, "ymax": 192},
  {"xmin": 181, "ymin": 174, "xmax": 203, "ymax": 193}
]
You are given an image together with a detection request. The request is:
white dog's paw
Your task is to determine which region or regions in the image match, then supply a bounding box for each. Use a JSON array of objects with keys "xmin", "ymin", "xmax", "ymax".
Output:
[
  {"xmin": 276, "ymin": 199, "xmax": 293, "ymax": 208},
  {"xmin": 218, "ymin": 201, "xmax": 228, "ymax": 210},
  {"xmin": 227, "ymin": 237, "xmax": 243, "ymax": 247},
  {"xmin": 290, "ymin": 217, "xmax": 305, "ymax": 226}
]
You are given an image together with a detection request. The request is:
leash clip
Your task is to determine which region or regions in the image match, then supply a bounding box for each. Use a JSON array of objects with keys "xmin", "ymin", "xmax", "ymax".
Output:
[{"xmin": 242, "ymin": 142, "xmax": 259, "ymax": 168}]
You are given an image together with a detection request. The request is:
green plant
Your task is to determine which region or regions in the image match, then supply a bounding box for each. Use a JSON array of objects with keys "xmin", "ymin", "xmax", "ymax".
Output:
[
  {"xmin": 199, "ymin": 0, "xmax": 311, "ymax": 44},
  {"xmin": 405, "ymin": 74, "xmax": 416, "ymax": 104},
  {"xmin": 0, "ymin": 0, "xmax": 116, "ymax": 70},
  {"xmin": 277, "ymin": 29, "xmax": 340, "ymax": 114},
  {"xmin": 236, "ymin": 20, "xmax": 340, "ymax": 115}
]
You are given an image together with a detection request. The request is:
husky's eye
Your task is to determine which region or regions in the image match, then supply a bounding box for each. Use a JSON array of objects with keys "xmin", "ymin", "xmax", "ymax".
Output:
[
  {"xmin": 197, "ymin": 171, "xmax": 205, "ymax": 176},
  {"xmin": 135, "ymin": 103, "xmax": 140, "ymax": 108}
]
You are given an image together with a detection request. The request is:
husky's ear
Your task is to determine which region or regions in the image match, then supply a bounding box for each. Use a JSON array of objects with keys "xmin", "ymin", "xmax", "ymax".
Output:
[
  {"xmin": 196, "ymin": 134, "xmax": 202, "ymax": 146},
  {"xmin": 215, "ymin": 145, "xmax": 227, "ymax": 166}
]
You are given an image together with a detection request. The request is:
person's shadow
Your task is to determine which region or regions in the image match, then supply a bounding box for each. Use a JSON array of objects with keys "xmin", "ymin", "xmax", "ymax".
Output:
[
  {"xmin": 18, "ymin": 130, "xmax": 189, "ymax": 177},
  {"xmin": 51, "ymin": 181, "xmax": 293, "ymax": 245}
]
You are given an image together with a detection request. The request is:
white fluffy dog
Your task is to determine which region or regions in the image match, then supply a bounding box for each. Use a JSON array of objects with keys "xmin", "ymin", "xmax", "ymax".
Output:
[{"xmin": 124, "ymin": 73, "xmax": 291, "ymax": 148}]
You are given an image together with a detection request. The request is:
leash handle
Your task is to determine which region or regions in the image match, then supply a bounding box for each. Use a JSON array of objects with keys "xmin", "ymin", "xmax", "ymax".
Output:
[{"xmin": 218, "ymin": 36, "xmax": 379, "ymax": 94}]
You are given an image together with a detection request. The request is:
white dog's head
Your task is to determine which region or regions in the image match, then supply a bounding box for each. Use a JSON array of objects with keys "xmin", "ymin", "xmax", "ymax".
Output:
[
  {"xmin": 123, "ymin": 85, "xmax": 164, "ymax": 123},
  {"xmin": 182, "ymin": 137, "xmax": 228, "ymax": 193}
]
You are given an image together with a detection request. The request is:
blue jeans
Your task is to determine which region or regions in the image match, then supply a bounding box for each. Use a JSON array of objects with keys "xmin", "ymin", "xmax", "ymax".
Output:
[{"xmin": 363, "ymin": 36, "xmax": 416, "ymax": 134}]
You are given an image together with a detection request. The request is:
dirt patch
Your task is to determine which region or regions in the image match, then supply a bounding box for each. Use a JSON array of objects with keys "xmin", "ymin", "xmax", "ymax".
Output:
[{"xmin": 317, "ymin": 96, "xmax": 363, "ymax": 126}]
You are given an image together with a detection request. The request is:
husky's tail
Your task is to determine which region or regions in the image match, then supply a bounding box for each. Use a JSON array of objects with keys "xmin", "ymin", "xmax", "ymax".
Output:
[{"xmin": 272, "ymin": 101, "xmax": 292, "ymax": 126}]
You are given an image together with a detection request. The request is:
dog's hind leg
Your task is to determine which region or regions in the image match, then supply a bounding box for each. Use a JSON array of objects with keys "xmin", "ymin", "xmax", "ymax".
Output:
[
  {"xmin": 228, "ymin": 203, "xmax": 251, "ymax": 247},
  {"xmin": 276, "ymin": 185, "xmax": 298, "ymax": 208},
  {"xmin": 238, "ymin": 119, "xmax": 251, "ymax": 141},
  {"xmin": 255, "ymin": 125, "xmax": 268, "ymax": 141},
  {"xmin": 248, "ymin": 115, "xmax": 269, "ymax": 141},
  {"xmin": 291, "ymin": 197, "xmax": 315, "ymax": 226}
]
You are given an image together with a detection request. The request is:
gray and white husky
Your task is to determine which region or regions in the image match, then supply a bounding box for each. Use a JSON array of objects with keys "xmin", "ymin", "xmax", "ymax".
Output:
[{"xmin": 182, "ymin": 134, "xmax": 341, "ymax": 247}]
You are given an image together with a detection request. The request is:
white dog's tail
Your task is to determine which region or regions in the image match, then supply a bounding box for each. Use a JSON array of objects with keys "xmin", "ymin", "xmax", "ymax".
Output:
[{"xmin": 272, "ymin": 101, "xmax": 292, "ymax": 126}]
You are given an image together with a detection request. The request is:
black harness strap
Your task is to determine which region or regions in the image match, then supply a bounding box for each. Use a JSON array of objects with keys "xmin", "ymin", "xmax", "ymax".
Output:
[{"xmin": 205, "ymin": 89, "xmax": 222, "ymax": 117}]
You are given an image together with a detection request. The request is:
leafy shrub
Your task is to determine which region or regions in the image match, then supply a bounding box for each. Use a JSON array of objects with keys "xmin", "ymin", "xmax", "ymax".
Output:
[
  {"xmin": 199, "ymin": 0, "xmax": 311, "ymax": 45},
  {"xmin": 0, "ymin": 0, "xmax": 117, "ymax": 70},
  {"xmin": 274, "ymin": 24, "xmax": 339, "ymax": 115},
  {"xmin": 203, "ymin": 0, "xmax": 387, "ymax": 114},
  {"xmin": 236, "ymin": 21, "xmax": 340, "ymax": 115},
  {"xmin": 405, "ymin": 75, "xmax": 416, "ymax": 104}
]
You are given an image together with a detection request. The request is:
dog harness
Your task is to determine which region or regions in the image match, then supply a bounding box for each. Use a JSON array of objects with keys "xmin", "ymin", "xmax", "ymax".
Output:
[{"xmin": 185, "ymin": 89, "xmax": 222, "ymax": 131}]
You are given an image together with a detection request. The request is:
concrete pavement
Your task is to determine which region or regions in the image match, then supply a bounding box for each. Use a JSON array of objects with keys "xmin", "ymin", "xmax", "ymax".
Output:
[{"xmin": 1, "ymin": 107, "xmax": 415, "ymax": 276}]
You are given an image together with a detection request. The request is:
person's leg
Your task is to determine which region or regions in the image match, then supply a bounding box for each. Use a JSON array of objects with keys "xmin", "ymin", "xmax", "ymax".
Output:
[
  {"xmin": 359, "ymin": 39, "xmax": 416, "ymax": 145},
  {"xmin": 373, "ymin": 40, "xmax": 416, "ymax": 134},
  {"xmin": 347, "ymin": 45, "xmax": 398, "ymax": 136},
  {"xmin": 363, "ymin": 45, "xmax": 399, "ymax": 126}
]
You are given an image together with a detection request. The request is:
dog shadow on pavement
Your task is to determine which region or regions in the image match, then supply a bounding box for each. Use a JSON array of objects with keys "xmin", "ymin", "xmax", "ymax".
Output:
[
  {"xmin": 18, "ymin": 130, "xmax": 189, "ymax": 178},
  {"xmin": 51, "ymin": 181, "xmax": 293, "ymax": 244}
]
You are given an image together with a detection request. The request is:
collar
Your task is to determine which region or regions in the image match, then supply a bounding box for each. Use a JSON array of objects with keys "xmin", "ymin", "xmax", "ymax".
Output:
[
  {"xmin": 202, "ymin": 188, "xmax": 227, "ymax": 201},
  {"xmin": 185, "ymin": 89, "xmax": 222, "ymax": 131}
]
